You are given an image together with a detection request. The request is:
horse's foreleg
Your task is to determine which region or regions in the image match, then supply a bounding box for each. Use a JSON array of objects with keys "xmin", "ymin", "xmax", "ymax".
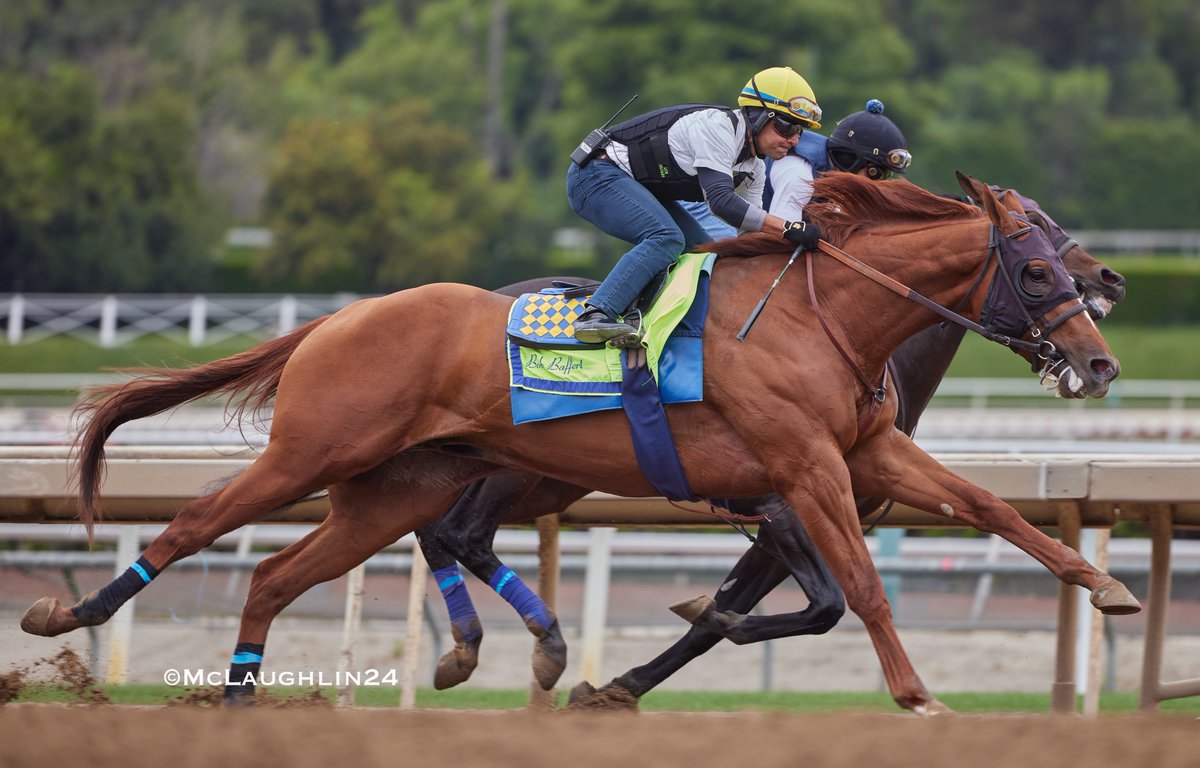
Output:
[
  {"xmin": 21, "ymin": 452, "xmax": 325, "ymax": 638},
  {"xmin": 849, "ymin": 433, "xmax": 1140, "ymax": 614},
  {"xmin": 432, "ymin": 474, "xmax": 582, "ymax": 691},
  {"xmin": 418, "ymin": 472, "xmax": 548, "ymax": 690},
  {"xmin": 415, "ymin": 514, "xmax": 485, "ymax": 691},
  {"xmin": 590, "ymin": 496, "xmax": 849, "ymax": 704},
  {"xmin": 774, "ymin": 459, "xmax": 949, "ymax": 716}
]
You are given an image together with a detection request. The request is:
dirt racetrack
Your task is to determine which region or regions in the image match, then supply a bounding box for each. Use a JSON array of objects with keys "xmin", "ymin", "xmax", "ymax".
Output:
[{"xmin": 1, "ymin": 705, "xmax": 1196, "ymax": 768}]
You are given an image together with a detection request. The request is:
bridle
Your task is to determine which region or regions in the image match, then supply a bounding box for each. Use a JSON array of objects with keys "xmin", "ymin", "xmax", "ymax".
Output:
[{"xmin": 800, "ymin": 220, "xmax": 1088, "ymax": 430}]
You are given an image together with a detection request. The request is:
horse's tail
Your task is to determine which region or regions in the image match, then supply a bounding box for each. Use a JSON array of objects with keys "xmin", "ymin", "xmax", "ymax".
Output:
[{"xmin": 73, "ymin": 315, "xmax": 331, "ymax": 544}]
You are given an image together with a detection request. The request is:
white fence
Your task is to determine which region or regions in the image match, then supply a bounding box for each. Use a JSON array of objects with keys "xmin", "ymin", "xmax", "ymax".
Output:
[
  {"xmin": 2, "ymin": 448, "xmax": 1199, "ymax": 710},
  {"xmin": 2, "ymin": 293, "xmax": 369, "ymax": 347},
  {"xmin": 1072, "ymin": 230, "xmax": 1200, "ymax": 254}
]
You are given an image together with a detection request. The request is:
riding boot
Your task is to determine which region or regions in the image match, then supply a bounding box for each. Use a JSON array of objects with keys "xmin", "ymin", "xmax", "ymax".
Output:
[{"xmin": 572, "ymin": 306, "xmax": 638, "ymax": 345}]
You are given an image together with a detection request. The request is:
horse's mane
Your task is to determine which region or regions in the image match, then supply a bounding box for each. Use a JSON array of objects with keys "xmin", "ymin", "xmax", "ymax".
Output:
[
  {"xmin": 697, "ymin": 172, "xmax": 980, "ymax": 257},
  {"xmin": 808, "ymin": 173, "xmax": 979, "ymax": 244}
]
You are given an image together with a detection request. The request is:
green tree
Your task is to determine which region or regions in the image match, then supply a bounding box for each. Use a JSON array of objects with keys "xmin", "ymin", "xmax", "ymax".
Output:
[
  {"xmin": 0, "ymin": 65, "xmax": 219, "ymax": 291},
  {"xmin": 260, "ymin": 102, "xmax": 548, "ymax": 292},
  {"xmin": 1078, "ymin": 118, "xmax": 1200, "ymax": 228}
]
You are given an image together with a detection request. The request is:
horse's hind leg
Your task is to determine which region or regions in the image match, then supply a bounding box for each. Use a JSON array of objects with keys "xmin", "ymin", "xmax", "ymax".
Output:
[
  {"xmin": 223, "ymin": 454, "xmax": 491, "ymax": 704},
  {"xmin": 415, "ymin": 489, "xmax": 487, "ymax": 691},
  {"xmin": 580, "ymin": 518, "xmax": 792, "ymax": 705},
  {"xmin": 668, "ymin": 494, "xmax": 846, "ymax": 644},
  {"xmin": 22, "ymin": 448, "xmax": 331, "ymax": 638}
]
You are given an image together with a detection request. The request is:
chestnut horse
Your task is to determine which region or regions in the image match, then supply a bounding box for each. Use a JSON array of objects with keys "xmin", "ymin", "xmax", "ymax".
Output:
[
  {"xmin": 416, "ymin": 191, "xmax": 1127, "ymax": 709},
  {"xmin": 21, "ymin": 173, "xmax": 1138, "ymax": 711},
  {"xmin": 414, "ymin": 186, "xmax": 1128, "ymax": 710}
]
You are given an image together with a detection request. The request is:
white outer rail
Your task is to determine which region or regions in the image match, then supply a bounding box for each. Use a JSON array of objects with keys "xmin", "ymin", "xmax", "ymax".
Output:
[{"xmin": 2, "ymin": 446, "xmax": 1199, "ymax": 712}]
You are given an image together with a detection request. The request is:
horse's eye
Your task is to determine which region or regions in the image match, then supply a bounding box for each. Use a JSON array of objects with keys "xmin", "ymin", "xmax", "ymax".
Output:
[{"xmin": 1029, "ymin": 267, "xmax": 1047, "ymax": 282}]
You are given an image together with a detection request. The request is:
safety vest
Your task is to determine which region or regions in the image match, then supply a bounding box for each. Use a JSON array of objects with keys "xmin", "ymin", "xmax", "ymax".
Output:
[{"xmin": 608, "ymin": 104, "xmax": 748, "ymax": 202}]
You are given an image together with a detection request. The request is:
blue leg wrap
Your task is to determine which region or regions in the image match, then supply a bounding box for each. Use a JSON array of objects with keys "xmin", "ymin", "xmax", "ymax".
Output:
[
  {"xmin": 488, "ymin": 566, "xmax": 553, "ymax": 632},
  {"xmin": 71, "ymin": 555, "xmax": 159, "ymax": 625},
  {"xmin": 434, "ymin": 565, "xmax": 481, "ymax": 641},
  {"xmin": 226, "ymin": 642, "xmax": 265, "ymax": 696}
]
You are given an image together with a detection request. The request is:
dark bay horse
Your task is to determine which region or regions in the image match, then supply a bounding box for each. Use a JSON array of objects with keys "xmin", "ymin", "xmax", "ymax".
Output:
[
  {"xmin": 21, "ymin": 173, "xmax": 1138, "ymax": 711},
  {"xmin": 413, "ymin": 187, "xmax": 1128, "ymax": 710}
]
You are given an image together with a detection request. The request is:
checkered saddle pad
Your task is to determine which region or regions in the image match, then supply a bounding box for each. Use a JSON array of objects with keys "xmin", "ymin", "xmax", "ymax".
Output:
[{"xmin": 504, "ymin": 252, "xmax": 715, "ymax": 424}]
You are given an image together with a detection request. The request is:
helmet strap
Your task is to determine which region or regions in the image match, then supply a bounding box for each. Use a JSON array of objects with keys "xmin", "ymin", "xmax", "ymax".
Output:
[
  {"xmin": 740, "ymin": 107, "xmax": 767, "ymax": 159},
  {"xmin": 746, "ymin": 76, "xmax": 773, "ymax": 136}
]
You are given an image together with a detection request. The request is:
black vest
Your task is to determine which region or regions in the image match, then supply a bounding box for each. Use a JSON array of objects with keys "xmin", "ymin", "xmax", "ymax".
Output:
[{"xmin": 608, "ymin": 104, "xmax": 744, "ymax": 202}]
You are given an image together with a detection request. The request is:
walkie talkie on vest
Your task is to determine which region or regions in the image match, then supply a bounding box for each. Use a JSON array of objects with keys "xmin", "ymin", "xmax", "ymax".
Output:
[{"xmin": 570, "ymin": 94, "xmax": 639, "ymax": 166}]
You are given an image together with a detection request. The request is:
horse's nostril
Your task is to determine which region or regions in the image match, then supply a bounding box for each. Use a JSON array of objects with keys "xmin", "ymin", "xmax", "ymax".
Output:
[
  {"xmin": 1090, "ymin": 358, "xmax": 1117, "ymax": 380},
  {"xmin": 1102, "ymin": 269, "xmax": 1125, "ymax": 287}
]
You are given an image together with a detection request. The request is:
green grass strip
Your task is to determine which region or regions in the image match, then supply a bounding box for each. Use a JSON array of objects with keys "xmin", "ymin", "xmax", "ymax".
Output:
[{"xmin": 9, "ymin": 683, "xmax": 1199, "ymax": 715}]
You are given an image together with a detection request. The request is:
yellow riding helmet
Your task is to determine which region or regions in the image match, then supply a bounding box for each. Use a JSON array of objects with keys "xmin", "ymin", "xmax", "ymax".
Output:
[{"xmin": 738, "ymin": 66, "xmax": 822, "ymax": 130}]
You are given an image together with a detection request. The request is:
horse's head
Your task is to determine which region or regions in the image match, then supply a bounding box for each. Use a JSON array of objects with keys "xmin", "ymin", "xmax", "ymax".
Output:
[
  {"xmin": 957, "ymin": 172, "xmax": 1119, "ymax": 398},
  {"xmin": 982, "ymin": 185, "xmax": 1127, "ymax": 397},
  {"xmin": 986, "ymin": 186, "xmax": 1126, "ymax": 319}
]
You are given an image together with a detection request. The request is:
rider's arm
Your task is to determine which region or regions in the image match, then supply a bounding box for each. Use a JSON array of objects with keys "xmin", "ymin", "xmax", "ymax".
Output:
[
  {"xmin": 767, "ymin": 155, "xmax": 816, "ymax": 222},
  {"xmin": 697, "ymin": 167, "xmax": 788, "ymax": 237}
]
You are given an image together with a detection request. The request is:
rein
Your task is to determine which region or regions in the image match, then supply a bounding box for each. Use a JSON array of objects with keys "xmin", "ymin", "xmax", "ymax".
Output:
[
  {"xmin": 805, "ymin": 252, "xmax": 888, "ymax": 432},
  {"xmin": 813, "ymin": 231, "xmax": 1086, "ymax": 360}
]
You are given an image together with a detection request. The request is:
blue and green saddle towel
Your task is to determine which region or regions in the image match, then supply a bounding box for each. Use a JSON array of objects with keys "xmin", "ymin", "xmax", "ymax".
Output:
[{"xmin": 506, "ymin": 252, "xmax": 716, "ymax": 501}]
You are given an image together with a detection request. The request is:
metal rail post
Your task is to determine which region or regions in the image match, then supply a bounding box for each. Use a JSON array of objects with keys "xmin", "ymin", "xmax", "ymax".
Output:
[
  {"xmin": 104, "ymin": 526, "xmax": 140, "ymax": 684},
  {"xmin": 400, "ymin": 540, "xmax": 428, "ymax": 709},
  {"xmin": 1141, "ymin": 504, "xmax": 1172, "ymax": 710},
  {"xmin": 336, "ymin": 563, "xmax": 366, "ymax": 708},
  {"xmin": 579, "ymin": 527, "xmax": 615, "ymax": 684},
  {"xmin": 1083, "ymin": 527, "xmax": 1110, "ymax": 717},
  {"xmin": 7, "ymin": 294, "xmax": 24, "ymax": 344},
  {"xmin": 1051, "ymin": 502, "xmax": 1081, "ymax": 714}
]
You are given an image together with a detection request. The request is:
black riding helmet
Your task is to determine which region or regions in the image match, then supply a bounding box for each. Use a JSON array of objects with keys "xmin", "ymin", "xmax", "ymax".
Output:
[{"xmin": 826, "ymin": 99, "xmax": 911, "ymax": 179}]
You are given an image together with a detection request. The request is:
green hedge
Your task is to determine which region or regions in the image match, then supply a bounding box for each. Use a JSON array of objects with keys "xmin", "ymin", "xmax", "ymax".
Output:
[{"xmin": 1095, "ymin": 257, "xmax": 1200, "ymax": 325}]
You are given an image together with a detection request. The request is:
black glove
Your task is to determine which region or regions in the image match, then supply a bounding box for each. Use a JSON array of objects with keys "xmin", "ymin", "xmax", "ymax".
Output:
[{"xmin": 783, "ymin": 217, "xmax": 821, "ymax": 251}]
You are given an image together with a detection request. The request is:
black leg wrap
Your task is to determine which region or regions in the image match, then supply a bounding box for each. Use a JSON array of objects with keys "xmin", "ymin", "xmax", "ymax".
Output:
[
  {"xmin": 223, "ymin": 642, "xmax": 265, "ymax": 703},
  {"xmin": 71, "ymin": 556, "xmax": 159, "ymax": 626}
]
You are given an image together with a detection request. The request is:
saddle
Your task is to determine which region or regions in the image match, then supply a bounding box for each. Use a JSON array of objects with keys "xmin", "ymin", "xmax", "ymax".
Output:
[
  {"xmin": 504, "ymin": 253, "xmax": 716, "ymax": 500},
  {"xmin": 506, "ymin": 253, "xmax": 712, "ymax": 408}
]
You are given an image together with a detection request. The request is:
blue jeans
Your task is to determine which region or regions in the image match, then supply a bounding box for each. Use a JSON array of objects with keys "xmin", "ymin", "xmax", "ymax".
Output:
[
  {"xmin": 680, "ymin": 201, "xmax": 738, "ymax": 240},
  {"xmin": 566, "ymin": 160, "xmax": 712, "ymax": 318}
]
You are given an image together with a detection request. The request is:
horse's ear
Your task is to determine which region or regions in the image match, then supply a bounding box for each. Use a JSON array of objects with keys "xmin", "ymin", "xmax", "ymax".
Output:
[
  {"xmin": 960, "ymin": 172, "xmax": 1023, "ymax": 236},
  {"xmin": 955, "ymin": 170, "xmax": 977, "ymax": 199}
]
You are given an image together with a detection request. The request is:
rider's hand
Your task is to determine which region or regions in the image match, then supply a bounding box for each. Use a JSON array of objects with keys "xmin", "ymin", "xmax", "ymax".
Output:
[{"xmin": 783, "ymin": 217, "xmax": 821, "ymax": 251}]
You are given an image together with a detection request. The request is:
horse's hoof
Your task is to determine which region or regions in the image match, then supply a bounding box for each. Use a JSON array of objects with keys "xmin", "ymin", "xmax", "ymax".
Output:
[
  {"xmin": 912, "ymin": 698, "xmax": 954, "ymax": 716},
  {"xmin": 222, "ymin": 687, "xmax": 257, "ymax": 707},
  {"xmin": 669, "ymin": 595, "xmax": 715, "ymax": 625},
  {"xmin": 567, "ymin": 681, "xmax": 597, "ymax": 706},
  {"xmin": 21, "ymin": 597, "xmax": 80, "ymax": 637},
  {"xmin": 1091, "ymin": 580, "xmax": 1141, "ymax": 615},
  {"xmin": 530, "ymin": 620, "xmax": 567, "ymax": 691},
  {"xmin": 564, "ymin": 681, "xmax": 639, "ymax": 712},
  {"xmin": 433, "ymin": 641, "xmax": 480, "ymax": 690}
]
